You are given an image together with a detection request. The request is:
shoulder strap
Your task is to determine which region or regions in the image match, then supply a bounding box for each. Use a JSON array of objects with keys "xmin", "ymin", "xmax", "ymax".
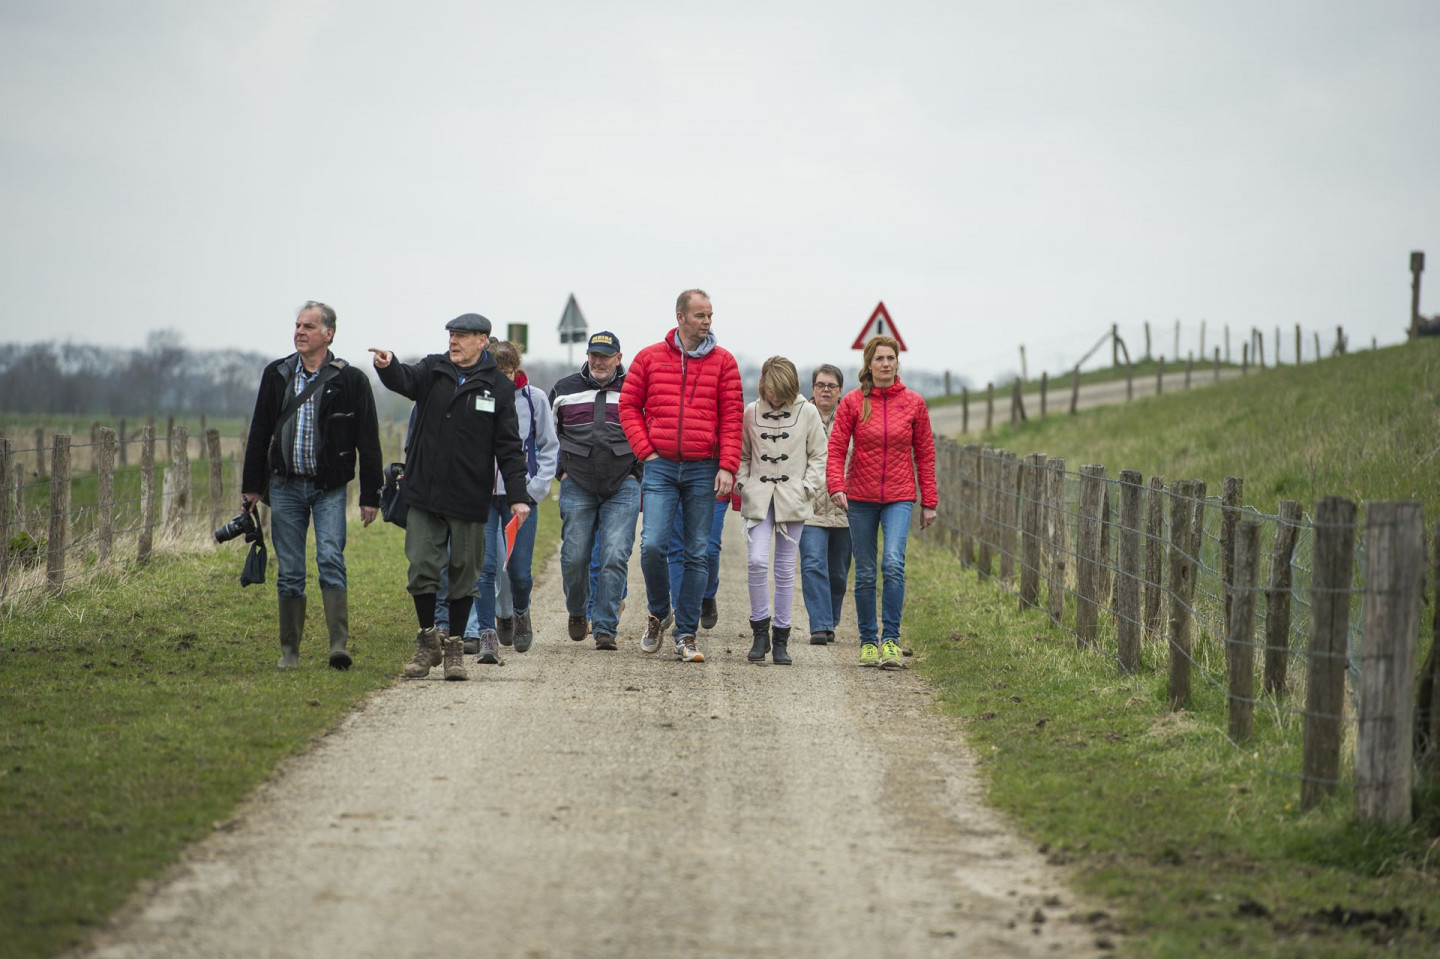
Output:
[{"xmin": 276, "ymin": 361, "xmax": 342, "ymax": 433}]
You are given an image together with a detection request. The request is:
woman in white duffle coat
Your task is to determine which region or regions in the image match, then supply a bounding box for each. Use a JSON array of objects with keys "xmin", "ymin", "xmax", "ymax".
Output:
[{"xmin": 735, "ymin": 355, "xmax": 828, "ymax": 665}]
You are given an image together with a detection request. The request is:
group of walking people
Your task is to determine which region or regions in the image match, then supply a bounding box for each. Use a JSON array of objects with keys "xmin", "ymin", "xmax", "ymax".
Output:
[{"xmin": 240, "ymin": 292, "xmax": 937, "ymax": 681}]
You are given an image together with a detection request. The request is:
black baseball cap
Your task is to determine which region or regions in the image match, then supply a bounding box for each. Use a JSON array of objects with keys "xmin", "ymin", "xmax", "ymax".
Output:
[{"xmin": 587, "ymin": 331, "xmax": 621, "ymax": 355}]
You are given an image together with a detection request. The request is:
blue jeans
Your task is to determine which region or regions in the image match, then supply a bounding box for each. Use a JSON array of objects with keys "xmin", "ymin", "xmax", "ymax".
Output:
[
  {"xmin": 847, "ymin": 501, "xmax": 913, "ymax": 645},
  {"xmin": 587, "ymin": 534, "xmax": 629, "ymax": 619},
  {"xmin": 562, "ymin": 476, "xmax": 641, "ymax": 638},
  {"xmin": 467, "ymin": 503, "xmax": 539, "ymax": 636},
  {"xmin": 668, "ymin": 496, "xmax": 726, "ymax": 604},
  {"xmin": 799, "ymin": 524, "xmax": 851, "ymax": 633},
  {"xmin": 640, "ymin": 458, "xmax": 718, "ymax": 638},
  {"xmin": 267, "ymin": 475, "xmax": 348, "ymax": 598}
]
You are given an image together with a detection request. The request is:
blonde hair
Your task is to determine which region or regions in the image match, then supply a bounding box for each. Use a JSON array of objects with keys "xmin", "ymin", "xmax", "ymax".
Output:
[
  {"xmin": 490, "ymin": 340, "xmax": 521, "ymax": 374},
  {"xmin": 758, "ymin": 356, "xmax": 799, "ymax": 407},
  {"xmin": 858, "ymin": 335, "xmax": 900, "ymax": 423}
]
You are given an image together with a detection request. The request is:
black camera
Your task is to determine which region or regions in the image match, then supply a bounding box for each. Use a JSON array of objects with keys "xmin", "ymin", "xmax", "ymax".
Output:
[{"xmin": 214, "ymin": 507, "xmax": 260, "ymax": 544}]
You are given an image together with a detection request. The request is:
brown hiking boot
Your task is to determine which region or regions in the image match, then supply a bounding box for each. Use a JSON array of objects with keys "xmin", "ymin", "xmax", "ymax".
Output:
[
  {"xmin": 567, "ymin": 614, "xmax": 588, "ymax": 641},
  {"xmin": 442, "ymin": 635, "xmax": 469, "ymax": 681},
  {"xmin": 403, "ymin": 627, "xmax": 443, "ymax": 678},
  {"xmin": 496, "ymin": 616, "xmax": 515, "ymax": 647}
]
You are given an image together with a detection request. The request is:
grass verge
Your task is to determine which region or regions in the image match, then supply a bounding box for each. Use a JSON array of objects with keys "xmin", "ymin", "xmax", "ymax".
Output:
[
  {"xmin": 969, "ymin": 338, "xmax": 1440, "ymax": 517},
  {"xmin": 0, "ymin": 492, "xmax": 560, "ymax": 959},
  {"xmin": 906, "ymin": 523, "xmax": 1440, "ymax": 952}
]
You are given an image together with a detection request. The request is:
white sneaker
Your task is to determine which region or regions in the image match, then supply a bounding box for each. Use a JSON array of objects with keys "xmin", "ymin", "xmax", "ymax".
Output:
[
  {"xmin": 641, "ymin": 611, "xmax": 672, "ymax": 654},
  {"xmin": 676, "ymin": 635, "xmax": 705, "ymax": 663}
]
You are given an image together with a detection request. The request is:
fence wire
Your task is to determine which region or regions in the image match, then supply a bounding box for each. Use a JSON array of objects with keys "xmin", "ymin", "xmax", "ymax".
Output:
[{"xmin": 927, "ymin": 440, "xmax": 1437, "ymax": 815}]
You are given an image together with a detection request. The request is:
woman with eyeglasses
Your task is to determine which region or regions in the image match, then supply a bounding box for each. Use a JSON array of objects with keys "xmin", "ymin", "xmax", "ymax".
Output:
[
  {"xmin": 735, "ymin": 356, "xmax": 828, "ymax": 664},
  {"xmin": 826, "ymin": 335, "xmax": 938, "ymax": 669},
  {"xmin": 799, "ymin": 364, "xmax": 851, "ymax": 645}
]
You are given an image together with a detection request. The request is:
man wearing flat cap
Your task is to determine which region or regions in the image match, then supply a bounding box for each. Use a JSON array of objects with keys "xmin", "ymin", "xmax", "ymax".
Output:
[
  {"xmin": 549, "ymin": 330, "xmax": 641, "ymax": 651},
  {"xmin": 370, "ymin": 313, "xmax": 532, "ymax": 681}
]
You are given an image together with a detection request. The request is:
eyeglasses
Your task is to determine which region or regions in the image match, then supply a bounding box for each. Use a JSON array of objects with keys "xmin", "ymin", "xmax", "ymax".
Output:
[{"xmin": 812, "ymin": 382, "xmax": 840, "ymax": 391}]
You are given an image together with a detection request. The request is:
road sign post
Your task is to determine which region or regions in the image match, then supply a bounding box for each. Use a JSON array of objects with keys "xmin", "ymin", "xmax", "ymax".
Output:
[
  {"xmin": 852, "ymin": 301, "xmax": 908, "ymax": 351},
  {"xmin": 557, "ymin": 293, "xmax": 589, "ymax": 364}
]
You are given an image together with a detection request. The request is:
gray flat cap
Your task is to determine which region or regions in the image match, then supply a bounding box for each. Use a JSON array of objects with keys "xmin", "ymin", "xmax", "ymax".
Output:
[{"xmin": 445, "ymin": 313, "xmax": 492, "ymax": 334}]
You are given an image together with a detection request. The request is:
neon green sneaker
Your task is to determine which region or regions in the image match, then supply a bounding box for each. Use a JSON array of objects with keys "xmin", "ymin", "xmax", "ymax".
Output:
[
  {"xmin": 859, "ymin": 643, "xmax": 880, "ymax": 667},
  {"xmin": 879, "ymin": 640, "xmax": 905, "ymax": 670}
]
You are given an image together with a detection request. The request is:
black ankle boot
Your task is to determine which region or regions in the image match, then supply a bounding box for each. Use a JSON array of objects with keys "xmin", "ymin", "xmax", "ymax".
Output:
[
  {"xmin": 771, "ymin": 625, "xmax": 792, "ymax": 665},
  {"xmin": 747, "ymin": 617, "xmax": 772, "ymax": 662}
]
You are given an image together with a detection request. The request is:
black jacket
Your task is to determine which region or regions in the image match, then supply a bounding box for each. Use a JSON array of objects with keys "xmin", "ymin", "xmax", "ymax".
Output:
[
  {"xmin": 377, "ymin": 351, "xmax": 529, "ymax": 522},
  {"xmin": 242, "ymin": 352, "xmax": 383, "ymax": 506},
  {"xmin": 549, "ymin": 362, "xmax": 640, "ymax": 498}
]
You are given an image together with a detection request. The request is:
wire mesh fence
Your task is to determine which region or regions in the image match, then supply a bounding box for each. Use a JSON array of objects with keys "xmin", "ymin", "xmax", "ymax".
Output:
[
  {"xmin": 928, "ymin": 438, "xmax": 1438, "ymax": 826},
  {"xmin": 0, "ymin": 421, "xmax": 408, "ymax": 608}
]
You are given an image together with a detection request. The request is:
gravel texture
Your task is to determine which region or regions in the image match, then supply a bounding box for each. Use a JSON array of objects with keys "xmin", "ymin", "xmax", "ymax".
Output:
[{"xmin": 74, "ymin": 516, "xmax": 1110, "ymax": 958}]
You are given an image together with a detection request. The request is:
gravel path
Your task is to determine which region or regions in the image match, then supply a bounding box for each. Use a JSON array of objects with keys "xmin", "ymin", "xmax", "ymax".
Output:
[{"xmin": 75, "ymin": 516, "xmax": 1110, "ymax": 958}]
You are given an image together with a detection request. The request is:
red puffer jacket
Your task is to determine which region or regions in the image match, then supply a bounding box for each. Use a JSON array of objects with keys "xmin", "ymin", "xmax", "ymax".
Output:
[
  {"xmin": 619, "ymin": 328, "xmax": 744, "ymax": 473},
  {"xmin": 826, "ymin": 380, "xmax": 938, "ymax": 507}
]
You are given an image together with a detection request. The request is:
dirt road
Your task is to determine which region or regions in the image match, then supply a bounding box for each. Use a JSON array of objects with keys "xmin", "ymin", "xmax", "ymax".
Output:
[
  {"xmin": 928, "ymin": 367, "xmax": 1246, "ymax": 437},
  {"xmin": 75, "ymin": 518, "xmax": 1110, "ymax": 958}
]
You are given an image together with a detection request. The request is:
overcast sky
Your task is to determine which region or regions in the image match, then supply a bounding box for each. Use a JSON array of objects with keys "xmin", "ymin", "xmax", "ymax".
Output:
[{"xmin": 2, "ymin": 1, "xmax": 1436, "ymax": 386}]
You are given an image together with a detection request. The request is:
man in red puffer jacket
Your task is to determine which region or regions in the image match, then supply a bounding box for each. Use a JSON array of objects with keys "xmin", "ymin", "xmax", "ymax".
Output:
[{"xmin": 620, "ymin": 288, "xmax": 744, "ymax": 663}]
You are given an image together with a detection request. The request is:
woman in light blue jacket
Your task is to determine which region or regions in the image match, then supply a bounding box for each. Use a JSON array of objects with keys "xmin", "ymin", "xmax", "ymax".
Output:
[{"xmin": 463, "ymin": 341, "xmax": 559, "ymax": 661}]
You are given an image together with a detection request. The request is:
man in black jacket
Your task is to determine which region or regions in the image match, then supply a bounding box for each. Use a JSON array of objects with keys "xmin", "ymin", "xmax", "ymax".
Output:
[
  {"xmin": 242, "ymin": 300, "xmax": 383, "ymax": 670},
  {"xmin": 549, "ymin": 331, "xmax": 641, "ymax": 651},
  {"xmin": 369, "ymin": 313, "xmax": 531, "ymax": 681}
]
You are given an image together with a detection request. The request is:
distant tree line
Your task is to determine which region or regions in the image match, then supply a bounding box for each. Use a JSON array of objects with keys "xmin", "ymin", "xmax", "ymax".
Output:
[
  {"xmin": 0, "ymin": 332, "xmax": 268, "ymax": 417},
  {"xmin": 0, "ymin": 334, "xmax": 964, "ymax": 420}
]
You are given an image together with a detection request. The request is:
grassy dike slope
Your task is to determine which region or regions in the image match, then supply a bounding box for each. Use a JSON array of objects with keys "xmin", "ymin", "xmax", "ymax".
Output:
[
  {"xmin": 0, "ymin": 499, "xmax": 560, "ymax": 959},
  {"xmin": 906, "ymin": 337, "xmax": 1439, "ymax": 957}
]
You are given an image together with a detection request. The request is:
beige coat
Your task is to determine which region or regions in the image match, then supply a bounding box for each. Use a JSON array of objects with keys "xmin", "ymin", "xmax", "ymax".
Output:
[
  {"xmin": 736, "ymin": 397, "xmax": 827, "ymax": 524},
  {"xmin": 805, "ymin": 400, "xmax": 849, "ymax": 528}
]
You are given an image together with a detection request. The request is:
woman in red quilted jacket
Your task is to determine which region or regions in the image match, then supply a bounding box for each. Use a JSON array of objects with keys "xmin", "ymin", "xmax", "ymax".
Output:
[{"xmin": 826, "ymin": 335, "xmax": 938, "ymax": 669}]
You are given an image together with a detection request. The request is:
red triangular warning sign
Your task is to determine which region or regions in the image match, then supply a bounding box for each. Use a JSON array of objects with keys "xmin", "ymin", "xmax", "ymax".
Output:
[{"xmin": 851, "ymin": 301, "xmax": 907, "ymax": 351}]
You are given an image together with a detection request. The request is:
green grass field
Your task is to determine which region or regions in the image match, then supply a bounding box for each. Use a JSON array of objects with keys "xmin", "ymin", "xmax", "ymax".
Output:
[
  {"xmin": 906, "ymin": 336, "xmax": 1440, "ymax": 956},
  {"xmin": 959, "ymin": 338, "xmax": 1440, "ymax": 518},
  {"xmin": 0, "ymin": 495, "xmax": 561, "ymax": 959}
]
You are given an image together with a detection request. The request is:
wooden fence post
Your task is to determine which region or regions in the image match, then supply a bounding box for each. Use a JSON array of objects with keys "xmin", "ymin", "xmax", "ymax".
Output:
[
  {"xmin": 1422, "ymin": 525, "xmax": 1440, "ymax": 772},
  {"xmin": 1045, "ymin": 456, "xmax": 1068, "ymax": 626},
  {"xmin": 1069, "ymin": 367, "xmax": 1080, "ymax": 414},
  {"xmin": 34, "ymin": 427, "xmax": 46, "ymax": 477},
  {"xmin": 1145, "ymin": 475, "xmax": 1166, "ymax": 640},
  {"xmin": 1189, "ymin": 480, "xmax": 1208, "ymax": 567},
  {"xmin": 1262, "ymin": 500, "xmax": 1303, "ymax": 696},
  {"xmin": 977, "ymin": 445, "xmax": 995, "ymax": 578},
  {"xmin": 97, "ymin": 428, "xmax": 116, "ymax": 565},
  {"xmin": 1009, "ymin": 379, "xmax": 1020, "ymax": 427},
  {"xmin": 138, "ymin": 426, "xmax": 156, "ymax": 563},
  {"xmin": 1167, "ymin": 480, "xmax": 1196, "ymax": 709},
  {"xmin": 1185, "ymin": 352, "xmax": 1193, "ymax": 389},
  {"xmin": 1242, "ymin": 343, "xmax": 1249, "ymax": 375},
  {"xmin": 1019, "ymin": 452, "xmax": 1046, "ymax": 609},
  {"xmin": 1421, "ymin": 525, "xmax": 1440, "ymax": 773},
  {"xmin": 1213, "ymin": 347, "xmax": 1221, "ymax": 381},
  {"xmin": 1221, "ymin": 476, "xmax": 1244, "ymax": 636},
  {"xmin": 1227, "ymin": 521, "xmax": 1261, "ymax": 742},
  {"xmin": 1155, "ymin": 356, "xmax": 1164, "ymax": 396},
  {"xmin": 1075, "ymin": 464, "xmax": 1106, "ymax": 650},
  {"xmin": 959, "ymin": 444, "xmax": 978, "ymax": 566},
  {"xmin": 962, "ymin": 387, "xmax": 969, "ymax": 434},
  {"xmin": 207, "ymin": 428, "xmax": 224, "ymax": 535},
  {"xmin": 1355, "ymin": 502, "xmax": 1425, "ymax": 825},
  {"xmin": 46, "ymin": 434, "xmax": 71, "ymax": 594},
  {"xmin": 985, "ymin": 383, "xmax": 995, "ymax": 431},
  {"xmin": 1116, "ymin": 469, "xmax": 1144, "ymax": 673},
  {"xmin": 0, "ymin": 438, "xmax": 11, "ymax": 595},
  {"xmin": 1295, "ymin": 324, "xmax": 1302, "ymax": 365},
  {"xmin": 998, "ymin": 450, "xmax": 1019, "ymax": 588},
  {"xmin": 1313, "ymin": 331, "xmax": 1321, "ymax": 362},
  {"xmin": 118, "ymin": 417, "xmax": 128, "ymax": 467},
  {"xmin": 1039, "ymin": 372, "xmax": 1048, "ymax": 417},
  {"xmin": 1145, "ymin": 320, "xmax": 1152, "ymax": 360},
  {"xmin": 1301, "ymin": 497, "xmax": 1356, "ymax": 809}
]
